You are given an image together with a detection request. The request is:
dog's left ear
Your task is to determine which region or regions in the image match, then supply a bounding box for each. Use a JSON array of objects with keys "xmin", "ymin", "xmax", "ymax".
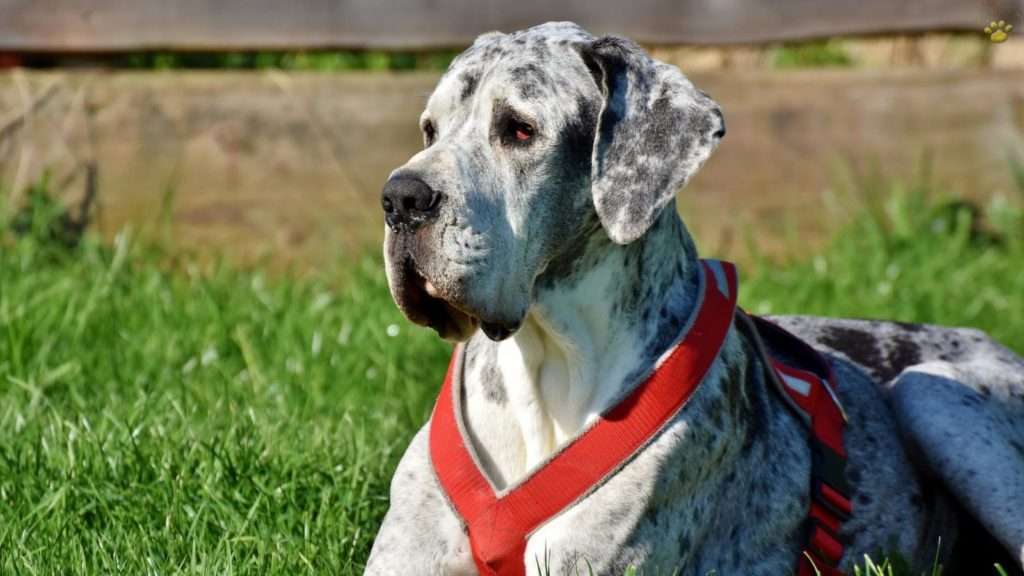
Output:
[{"xmin": 578, "ymin": 36, "xmax": 725, "ymax": 245}]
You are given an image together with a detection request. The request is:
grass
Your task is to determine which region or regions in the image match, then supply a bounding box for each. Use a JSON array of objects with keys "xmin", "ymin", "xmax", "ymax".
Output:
[
  {"xmin": 0, "ymin": 177, "xmax": 1021, "ymax": 574},
  {"xmin": 771, "ymin": 40, "xmax": 855, "ymax": 68},
  {"xmin": 33, "ymin": 43, "xmax": 854, "ymax": 71},
  {"xmin": 18, "ymin": 50, "xmax": 462, "ymax": 72},
  {"xmin": 118, "ymin": 50, "xmax": 461, "ymax": 72},
  {"xmin": 0, "ymin": 207, "xmax": 451, "ymax": 572},
  {"xmin": 744, "ymin": 179, "xmax": 1024, "ymax": 353},
  {"xmin": 25, "ymin": 41, "xmax": 854, "ymax": 71}
]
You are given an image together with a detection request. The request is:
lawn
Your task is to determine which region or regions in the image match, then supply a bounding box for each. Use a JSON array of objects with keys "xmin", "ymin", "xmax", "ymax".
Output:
[{"xmin": 0, "ymin": 180, "xmax": 1021, "ymax": 575}]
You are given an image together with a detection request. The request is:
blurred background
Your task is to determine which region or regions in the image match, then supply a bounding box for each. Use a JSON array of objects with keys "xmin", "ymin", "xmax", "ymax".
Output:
[
  {"xmin": 2, "ymin": 0, "xmax": 1023, "ymax": 266},
  {"xmin": 1, "ymin": 2, "xmax": 1024, "ymax": 574}
]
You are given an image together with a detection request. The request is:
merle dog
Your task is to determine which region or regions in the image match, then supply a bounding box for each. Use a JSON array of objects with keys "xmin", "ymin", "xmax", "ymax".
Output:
[{"xmin": 367, "ymin": 22, "xmax": 1024, "ymax": 575}]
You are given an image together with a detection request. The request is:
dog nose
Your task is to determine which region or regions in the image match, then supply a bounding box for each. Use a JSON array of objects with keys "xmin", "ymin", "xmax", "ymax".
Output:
[
  {"xmin": 381, "ymin": 176, "xmax": 443, "ymax": 230},
  {"xmin": 711, "ymin": 107, "xmax": 726, "ymax": 140}
]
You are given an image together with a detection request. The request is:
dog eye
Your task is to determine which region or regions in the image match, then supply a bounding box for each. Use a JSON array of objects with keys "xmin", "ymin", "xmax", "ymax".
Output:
[
  {"xmin": 504, "ymin": 118, "xmax": 535, "ymax": 145},
  {"xmin": 423, "ymin": 121, "xmax": 437, "ymax": 147}
]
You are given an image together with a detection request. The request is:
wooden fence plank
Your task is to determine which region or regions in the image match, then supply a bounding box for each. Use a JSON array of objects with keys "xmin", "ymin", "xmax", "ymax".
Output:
[
  {"xmin": 1, "ymin": 0, "xmax": 1023, "ymax": 51},
  {"xmin": 3, "ymin": 69, "xmax": 1022, "ymax": 267}
]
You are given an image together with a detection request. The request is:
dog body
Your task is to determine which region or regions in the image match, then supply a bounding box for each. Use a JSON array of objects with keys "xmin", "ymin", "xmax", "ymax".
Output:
[{"xmin": 368, "ymin": 22, "xmax": 1024, "ymax": 575}]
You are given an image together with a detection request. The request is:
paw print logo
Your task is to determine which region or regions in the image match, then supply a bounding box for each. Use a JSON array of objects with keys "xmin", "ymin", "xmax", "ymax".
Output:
[{"xmin": 985, "ymin": 20, "xmax": 1013, "ymax": 43}]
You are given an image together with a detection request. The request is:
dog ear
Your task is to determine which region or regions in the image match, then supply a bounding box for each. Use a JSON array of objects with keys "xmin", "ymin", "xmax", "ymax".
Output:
[{"xmin": 579, "ymin": 37, "xmax": 725, "ymax": 245}]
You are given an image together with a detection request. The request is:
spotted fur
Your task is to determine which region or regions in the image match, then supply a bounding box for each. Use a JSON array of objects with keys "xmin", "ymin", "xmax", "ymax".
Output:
[{"xmin": 370, "ymin": 21, "xmax": 1024, "ymax": 575}]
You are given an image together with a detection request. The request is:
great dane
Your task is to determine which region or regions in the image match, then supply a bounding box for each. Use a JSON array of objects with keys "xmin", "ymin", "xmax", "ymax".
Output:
[{"xmin": 367, "ymin": 22, "xmax": 1024, "ymax": 575}]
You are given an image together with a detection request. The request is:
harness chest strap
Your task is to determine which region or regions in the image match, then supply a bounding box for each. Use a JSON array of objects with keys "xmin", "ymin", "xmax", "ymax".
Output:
[{"xmin": 428, "ymin": 260, "xmax": 852, "ymax": 576}]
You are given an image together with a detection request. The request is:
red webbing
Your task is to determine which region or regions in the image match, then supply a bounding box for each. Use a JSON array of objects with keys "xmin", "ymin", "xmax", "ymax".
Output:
[
  {"xmin": 429, "ymin": 261, "xmax": 737, "ymax": 575},
  {"xmin": 428, "ymin": 261, "xmax": 852, "ymax": 576},
  {"xmin": 770, "ymin": 345, "xmax": 851, "ymax": 576}
]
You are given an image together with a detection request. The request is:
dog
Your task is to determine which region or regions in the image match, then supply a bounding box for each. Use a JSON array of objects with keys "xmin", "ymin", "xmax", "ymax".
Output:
[{"xmin": 367, "ymin": 22, "xmax": 1024, "ymax": 575}]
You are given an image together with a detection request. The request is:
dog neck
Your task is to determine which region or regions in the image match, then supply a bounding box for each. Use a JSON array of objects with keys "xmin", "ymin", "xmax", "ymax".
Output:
[{"xmin": 474, "ymin": 205, "xmax": 703, "ymax": 481}]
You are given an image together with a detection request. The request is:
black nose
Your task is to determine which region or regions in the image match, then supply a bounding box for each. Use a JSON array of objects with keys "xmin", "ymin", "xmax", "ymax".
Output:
[{"xmin": 381, "ymin": 176, "xmax": 443, "ymax": 231}]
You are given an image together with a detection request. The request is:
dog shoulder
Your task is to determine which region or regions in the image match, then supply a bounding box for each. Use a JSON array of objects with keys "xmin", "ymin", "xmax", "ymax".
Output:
[{"xmin": 365, "ymin": 425, "xmax": 475, "ymax": 575}]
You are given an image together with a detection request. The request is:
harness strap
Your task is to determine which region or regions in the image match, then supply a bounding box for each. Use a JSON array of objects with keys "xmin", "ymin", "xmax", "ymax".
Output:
[
  {"xmin": 429, "ymin": 264, "xmax": 852, "ymax": 575},
  {"xmin": 738, "ymin": 312, "xmax": 852, "ymax": 576},
  {"xmin": 430, "ymin": 260, "xmax": 738, "ymax": 576}
]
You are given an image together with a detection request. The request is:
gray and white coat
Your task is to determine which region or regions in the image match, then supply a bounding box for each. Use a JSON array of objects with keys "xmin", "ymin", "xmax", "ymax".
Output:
[{"xmin": 368, "ymin": 22, "xmax": 1024, "ymax": 576}]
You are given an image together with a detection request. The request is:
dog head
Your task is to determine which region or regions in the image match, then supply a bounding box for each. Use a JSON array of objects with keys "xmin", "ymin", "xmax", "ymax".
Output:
[{"xmin": 382, "ymin": 22, "xmax": 725, "ymax": 342}]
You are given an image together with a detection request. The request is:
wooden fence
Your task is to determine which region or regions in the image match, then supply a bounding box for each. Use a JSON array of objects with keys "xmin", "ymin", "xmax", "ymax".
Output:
[
  {"xmin": 1, "ymin": 0, "xmax": 1023, "ymax": 51},
  {"xmin": 3, "ymin": 69, "xmax": 1023, "ymax": 266},
  {"xmin": 2, "ymin": 2, "xmax": 1024, "ymax": 265}
]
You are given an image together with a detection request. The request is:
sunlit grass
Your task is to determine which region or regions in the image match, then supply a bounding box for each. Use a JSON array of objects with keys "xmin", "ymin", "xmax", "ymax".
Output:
[
  {"xmin": 744, "ymin": 183, "xmax": 1024, "ymax": 353},
  {"xmin": 1, "ymin": 179, "xmax": 1021, "ymax": 574},
  {"xmin": 0, "ymin": 228, "xmax": 450, "ymax": 573}
]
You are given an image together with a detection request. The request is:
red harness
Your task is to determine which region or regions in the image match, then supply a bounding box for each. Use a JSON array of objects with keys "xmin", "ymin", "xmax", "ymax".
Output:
[
  {"xmin": 428, "ymin": 260, "xmax": 851, "ymax": 575},
  {"xmin": 747, "ymin": 313, "xmax": 853, "ymax": 576}
]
